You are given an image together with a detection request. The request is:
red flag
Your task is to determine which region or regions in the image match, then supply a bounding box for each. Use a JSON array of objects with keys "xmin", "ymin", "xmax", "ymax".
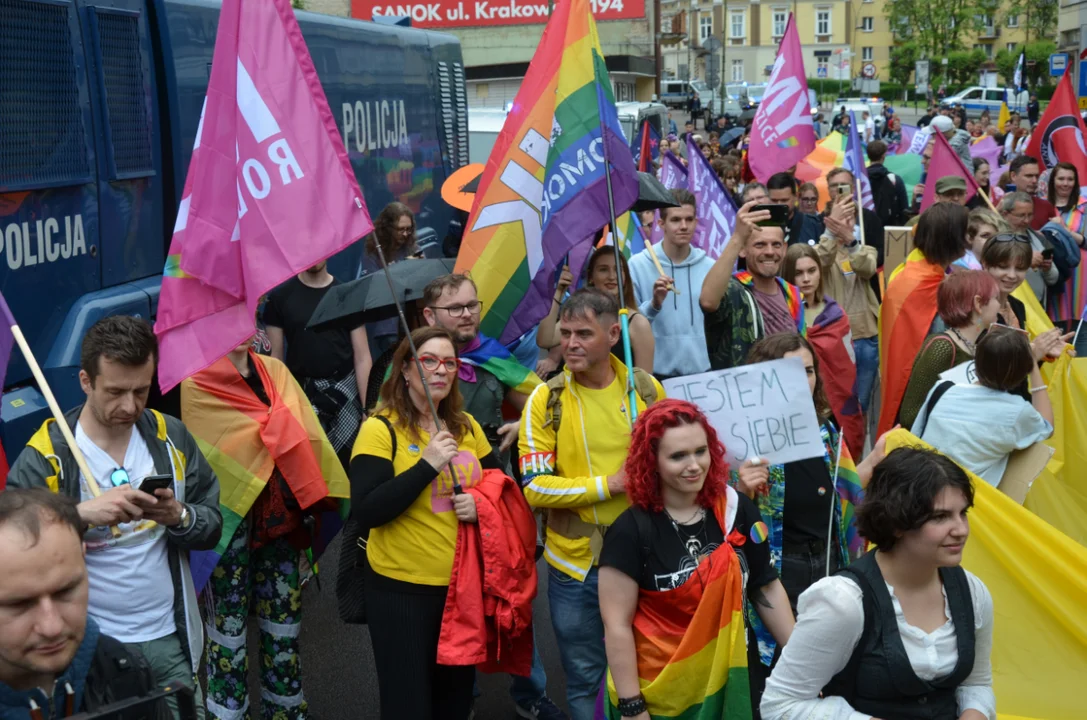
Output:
[
  {"xmin": 0, "ymin": 444, "xmax": 8, "ymax": 491},
  {"xmin": 921, "ymin": 131, "xmax": 981, "ymax": 211},
  {"xmin": 1025, "ymin": 72, "xmax": 1087, "ymax": 184},
  {"xmin": 807, "ymin": 304, "xmax": 865, "ymax": 457},
  {"xmin": 638, "ymin": 119, "xmax": 651, "ymax": 173}
]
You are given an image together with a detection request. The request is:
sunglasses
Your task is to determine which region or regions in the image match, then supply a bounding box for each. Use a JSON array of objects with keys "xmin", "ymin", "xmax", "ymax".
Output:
[
  {"xmin": 417, "ymin": 354, "xmax": 461, "ymax": 373},
  {"xmin": 992, "ymin": 233, "xmax": 1032, "ymax": 245},
  {"xmin": 110, "ymin": 468, "xmax": 130, "ymax": 487}
]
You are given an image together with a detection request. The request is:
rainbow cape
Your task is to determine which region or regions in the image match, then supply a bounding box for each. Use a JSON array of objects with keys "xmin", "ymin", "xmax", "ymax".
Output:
[
  {"xmin": 733, "ymin": 271, "xmax": 806, "ymax": 333},
  {"xmin": 454, "ymin": 0, "xmax": 638, "ymax": 344},
  {"xmin": 181, "ymin": 353, "xmax": 349, "ymax": 591},
  {"xmin": 460, "ymin": 334, "xmax": 543, "ymax": 396},
  {"xmin": 878, "ymin": 248, "xmax": 944, "ymax": 436},
  {"xmin": 605, "ymin": 498, "xmax": 751, "ymax": 720}
]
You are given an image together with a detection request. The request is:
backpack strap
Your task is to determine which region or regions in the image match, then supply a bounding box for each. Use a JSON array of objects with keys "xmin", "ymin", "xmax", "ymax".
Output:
[
  {"xmin": 916, "ymin": 380, "xmax": 955, "ymax": 438},
  {"xmin": 546, "ymin": 368, "xmax": 658, "ymax": 433},
  {"xmin": 373, "ymin": 415, "xmax": 397, "ymax": 458}
]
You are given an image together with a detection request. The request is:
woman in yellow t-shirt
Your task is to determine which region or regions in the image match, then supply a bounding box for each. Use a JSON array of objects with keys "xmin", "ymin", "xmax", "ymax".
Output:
[{"xmin": 350, "ymin": 326, "xmax": 497, "ymax": 720}]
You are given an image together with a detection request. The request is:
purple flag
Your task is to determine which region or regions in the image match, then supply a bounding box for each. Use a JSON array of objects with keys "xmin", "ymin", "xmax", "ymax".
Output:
[
  {"xmin": 686, "ymin": 135, "xmax": 737, "ymax": 260},
  {"xmin": 0, "ymin": 292, "xmax": 14, "ymax": 397},
  {"xmin": 844, "ymin": 111, "xmax": 874, "ymax": 211},
  {"xmin": 652, "ymin": 152, "xmax": 689, "ymax": 245}
]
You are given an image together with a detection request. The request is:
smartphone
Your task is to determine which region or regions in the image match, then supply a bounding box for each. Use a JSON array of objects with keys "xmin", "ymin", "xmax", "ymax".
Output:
[
  {"xmin": 1042, "ymin": 248, "xmax": 1054, "ymax": 260},
  {"xmin": 752, "ymin": 204, "xmax": 789, "ymax": 227},
  {"xmin": 410, "ymin": 249, "xmax": 426, "ymax": 259},
  {"xmin": 139, "ymin": 474, "xmax": 173, "ymax": 496},
  {"xmin": 835, "ymin": 184, "xmax": 853, "ymax": 198}
]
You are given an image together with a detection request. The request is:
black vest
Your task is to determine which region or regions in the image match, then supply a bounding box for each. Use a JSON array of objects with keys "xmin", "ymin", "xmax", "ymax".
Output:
[
  {"xmin": 460, "ymin": 365, "xmax": 508, "ymax": 468},
  {"xmin": 822, "ymin": 552, "xmax": 975, "ymax": 720}
]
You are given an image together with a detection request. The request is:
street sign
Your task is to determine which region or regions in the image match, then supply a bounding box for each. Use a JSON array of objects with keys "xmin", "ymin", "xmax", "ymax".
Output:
[
  {"xmin": 1079, "ymin": 60, "xmax": 1087, "ymax": 97},
  {"xmin": 1051, "ymin": 53, "xmax": 1068, "ymax": 76},
  {"xmin": 817, "ymin": 66, "xmax": 828, "ymax": 78},
  {"xmin": 862, "ymin": 63, "xmax": 877, "ymax": 79}
]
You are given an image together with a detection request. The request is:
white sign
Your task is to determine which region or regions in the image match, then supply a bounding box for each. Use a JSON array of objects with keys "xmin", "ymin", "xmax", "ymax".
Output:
[
  {"xmin": 662, "ymin": 358, "xmax": 824, "ymax": 467},
  {"xmin": 939, "ymin": 361, "xmax": 977, "ymax": 386}
]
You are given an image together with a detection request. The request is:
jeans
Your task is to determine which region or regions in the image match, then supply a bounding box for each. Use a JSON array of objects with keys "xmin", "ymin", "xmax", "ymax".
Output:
[
  {"xmin": 125, "ymin": 633, "xmax": 205, "ymax": 720},
  {"xmin": 780, "ymin": 549, "xmax": 842, "ymax": 615},
  {"xmin": 852, "ymin": 335, "xmax": 880, "ymax": 415},
  {"xmin": 509, "ymin": 628, "xmax": 548, "ymax": 708},
  {"xmin": 547, "ymin": 566, "xmax": 606, "ymax": 720}
]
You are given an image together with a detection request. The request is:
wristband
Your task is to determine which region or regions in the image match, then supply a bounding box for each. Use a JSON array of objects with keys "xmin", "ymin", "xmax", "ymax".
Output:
[
  {"xmin": 617, "ymin": 695, "xmax": 647, "ymax": 717},
  {"xmin": 1030, "ymin": 384, "xmax": 1048, "ymax": 393}
]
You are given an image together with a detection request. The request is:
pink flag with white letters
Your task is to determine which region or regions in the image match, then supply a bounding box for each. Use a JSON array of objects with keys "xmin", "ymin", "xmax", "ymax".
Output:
[
  {"xmin": 154, "ymin": 0, "xmax": 373, "ymax": 392},
  {"xmin": 748, "ymin": 15, "xmax": 816, "ymax": 182}
]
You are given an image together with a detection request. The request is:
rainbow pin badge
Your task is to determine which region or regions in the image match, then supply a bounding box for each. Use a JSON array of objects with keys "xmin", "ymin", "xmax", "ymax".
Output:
[{"xmin": 750, "ymin": 521, "xmax": 769, "ymax": 544}]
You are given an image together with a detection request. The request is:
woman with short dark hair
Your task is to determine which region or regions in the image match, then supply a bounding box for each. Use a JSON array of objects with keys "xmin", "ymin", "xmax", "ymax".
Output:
[
  {"xmin": 762, "ymin": 447, "xmax": 996, "ymax": 720},
  {"xmin": 912, "ymin": 326, "xmax": 1055, "ymax": 488}
]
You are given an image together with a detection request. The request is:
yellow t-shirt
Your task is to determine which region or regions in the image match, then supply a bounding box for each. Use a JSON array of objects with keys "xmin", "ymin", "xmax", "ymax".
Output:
[{"xmin": 351, "ymin": 410, "xmax": 493, "ymax": 586}]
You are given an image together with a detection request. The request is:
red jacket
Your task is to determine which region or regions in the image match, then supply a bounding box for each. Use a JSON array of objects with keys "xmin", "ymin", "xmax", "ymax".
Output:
[{"xmin": 437, "ymin": 470, "xmax": 537, "ymax": 676}]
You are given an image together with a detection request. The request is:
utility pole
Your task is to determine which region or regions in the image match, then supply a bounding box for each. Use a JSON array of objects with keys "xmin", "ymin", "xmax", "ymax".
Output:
[{"xmin": 655, "ymin": 0, "xmax": 662, "ymax": 96}]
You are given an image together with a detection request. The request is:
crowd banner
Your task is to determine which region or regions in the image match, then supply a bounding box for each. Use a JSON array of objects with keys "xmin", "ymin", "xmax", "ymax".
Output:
[
  {"xmin": 662, "ymin": 358, "xmax": 823, "ymax": 467},
  {"xmin": 154, "ymin": 0, "xmax": 374, "ymax": 391},
  {"xmin": 454, "ymin": 0, "xmax": 638, "ymax": 344},
  {"xmin": 1011, "ymin": 285, "xmax": 1087, "ymax": 547},
  {"xmin": 885, "ymin": 430, "xmax": 1087, "ymax": 720}
]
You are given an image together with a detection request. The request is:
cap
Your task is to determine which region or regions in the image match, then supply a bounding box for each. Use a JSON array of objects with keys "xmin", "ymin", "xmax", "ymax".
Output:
[
  {"xmin": 930, "ymin": 115, "xmax": 955, "ymax": 133},
  {"xmin": 935, "ymin": 176, "xmax": 967, "ymax": 195}
]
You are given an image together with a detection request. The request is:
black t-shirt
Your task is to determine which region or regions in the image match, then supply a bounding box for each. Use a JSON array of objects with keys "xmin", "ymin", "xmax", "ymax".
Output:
[
  {"xmin": 782, "ymin": 455, "xmax": 834, "ymax": 547},
  {"xmin": 262, "ymin": 277, "xmax": 354, "ymax": 381},
  {"xmin": 600, "ymin": 494, "xmax": 776, "ymax": 594}
]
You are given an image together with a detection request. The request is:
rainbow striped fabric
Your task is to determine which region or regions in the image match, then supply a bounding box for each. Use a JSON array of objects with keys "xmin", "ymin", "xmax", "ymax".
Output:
[
  {"xmin": 834, "ymin": 433, "xmax": 865, "ymax": 558},
  {"xmin": 605, "ymin": 508, "xmax": 751, "ymax": 720},
  {"xmin": 454, "ymin": 0, "xmax": 638, "ymax": 344},
  {"xmin": 601, "ymin": 212, "xmax": 647, "ymax": 260},
  {"xmin": 733, "ymin": 271, "xmax": 806, "ymax": 333},
  {"xmin": 460, "ymin": 334, "xmax": 542, "ymax": 396}
]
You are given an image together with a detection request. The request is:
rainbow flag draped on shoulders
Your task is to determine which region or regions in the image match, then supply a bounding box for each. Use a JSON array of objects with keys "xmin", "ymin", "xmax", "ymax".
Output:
[
  {"xmin": 605, "ymin": 495, "xmax": 751, "ymax": 720},
  {"xmin": 733, "ymin": 271, "xmax": 806, "ymax": 333},
  {"xmin": 454, "ymin": 0, "xmax": 638, "ymax": 344},
  {"xmin": 181, "ymin": 352, "xmax": 349, "ymax": 592},
  {"xmin": 460, "ymin": 334, "xmax": 542, "ymax": 396}
]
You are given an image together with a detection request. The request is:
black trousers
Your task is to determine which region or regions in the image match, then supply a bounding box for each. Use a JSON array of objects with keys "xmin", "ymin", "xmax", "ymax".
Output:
[{"xmin": 365, "ymin": 568, "xmax": 475, "ymax": 719}]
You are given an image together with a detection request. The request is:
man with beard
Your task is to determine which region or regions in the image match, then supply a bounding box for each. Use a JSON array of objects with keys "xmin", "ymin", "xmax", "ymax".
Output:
[
  {"xmin": 7, "ymin": 316, "xmax": 221, "ymax": 719},
  {"xmin": 263, "ymin": 261, "xmax": 372, "ymax": 468},
  {"xmin": 0, "ymin": 489, "xmax": 167, "ymax": 720},
  {"xmin": 700, "ymin": 202, "xmax": 806, "ymax": 369},
  {"xmin": 1006, "ymin": 155, "xmax": 1058, "ymax": 231}
]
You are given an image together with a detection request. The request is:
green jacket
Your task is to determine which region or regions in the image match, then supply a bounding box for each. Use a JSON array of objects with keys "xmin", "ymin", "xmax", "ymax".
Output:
[{"xmin": 7, "ymin": 406, "xmax": 222, "ymax": 669}]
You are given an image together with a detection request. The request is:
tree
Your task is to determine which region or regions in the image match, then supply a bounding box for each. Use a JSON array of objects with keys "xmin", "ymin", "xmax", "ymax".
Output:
[
  {"xmin": 1001, "ymin": 0, "xmax": 1059, "ymax": 44},
  {"xmin": 889, "ymin": 42, "xmax": 921, "ymax": 87},
  {"xmin": 995, "ymin": 40, "xmax": 1056, "ymax": 88},
  {"xmin": 945, "ymin": 50, "xmax": 985, "ymax": 85},
  {"xmin": 884, "ymin": 0, "xmax": 976, "ymax": 59}
]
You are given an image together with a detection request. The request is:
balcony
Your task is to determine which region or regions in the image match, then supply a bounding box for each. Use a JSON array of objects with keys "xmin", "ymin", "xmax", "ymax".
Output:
[{"xmin": 978, "ymin": 25, "xmax": 999, "ymax": 39}]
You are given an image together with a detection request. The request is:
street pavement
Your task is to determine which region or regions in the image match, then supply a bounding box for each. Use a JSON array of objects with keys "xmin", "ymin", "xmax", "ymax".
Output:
[{"xmin": 243, "ymin": 540, "xmax": 570, "ymax": 720}]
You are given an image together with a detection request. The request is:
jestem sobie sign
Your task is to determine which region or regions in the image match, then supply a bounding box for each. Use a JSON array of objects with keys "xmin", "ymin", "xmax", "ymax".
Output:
[
  {"xmin": 352, "ymin": 0, "xmax": 642, "ymax": 28},
  {"xmin": 662, "ymin": 358, "xmax": 825, "ymax": 468}
]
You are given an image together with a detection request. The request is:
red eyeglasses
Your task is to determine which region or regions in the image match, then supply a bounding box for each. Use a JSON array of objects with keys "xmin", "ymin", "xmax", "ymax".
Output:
[{"xmin": 417, "ymin": 354, "xmax": 461, "ymax": 373}]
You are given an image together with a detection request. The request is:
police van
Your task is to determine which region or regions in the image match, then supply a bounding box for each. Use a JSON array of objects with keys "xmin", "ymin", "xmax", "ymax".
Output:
[{"xmin": 0, "ymin": 0, "xmax": 468, "ymax": 449}]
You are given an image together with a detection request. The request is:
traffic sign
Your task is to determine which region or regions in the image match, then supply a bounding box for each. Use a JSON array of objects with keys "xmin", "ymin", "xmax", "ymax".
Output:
[
  {"xmin": 1080, "ymin": 60, "xmax": 1087, "ymax": 97},
  {"xmin": 1051, "ymin": 53, "xmax": 1068, "ymax": 77},
  {"xmin": 862, "ymin": 63, "xmax": 877, "ymax": 79},
  {"xmin": 817, "ymin": 66, "xmax": 827, "ymax": 78}
]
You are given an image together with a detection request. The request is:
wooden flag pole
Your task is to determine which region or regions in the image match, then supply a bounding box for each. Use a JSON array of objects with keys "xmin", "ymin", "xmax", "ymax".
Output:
[
  {"xmin": 9, "ymin": 323, "xmax": 121, "ymax": 537},
  {"xmin": 647, "ymin": 242, "xmax": 680, "ymax": 295},
  {"xmin": 856, "ymin": 177, "xmax": 867, "ymax": 246}
]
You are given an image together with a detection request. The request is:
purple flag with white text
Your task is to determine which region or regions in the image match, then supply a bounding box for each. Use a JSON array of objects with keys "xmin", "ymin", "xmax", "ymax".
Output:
[
  {"xmin": 844, "ymin": 111, "xmax": 874, "ymax": 211},
  {"xmin": 652, "ymin": 152, "xmax": 689, "ymax": 245},
  {"xmin": 686, "ymin": 135, "xmax": 737, "ymax": 260}
]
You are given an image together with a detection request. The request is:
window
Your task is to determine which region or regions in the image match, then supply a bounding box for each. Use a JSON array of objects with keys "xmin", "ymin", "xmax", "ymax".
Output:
[
  {"xmin": 730, "ymin": 10, "xmax": 745, "ymax": 38},
  {"xmin": 699, "ymin": 14, "xmax": 713, "ymax": 42},
  {"xmin": 1007, "ymin": 42, "xmax": 1018, "ymax": 52},
  {"xmin": 817, "ymin": 56, "xmax": 829, "ymax": 75},
  {"xmin": 861, "ymin": 16, "xmax": 873, "ymax": 32},
  {"xmin": 1007, "ymin": 14, "xmax": 1018, "ymax": 28},
  {"xmin": 731, "ymin": 59, "xmax": 744, "ymax": 82},
  {"xmin": 816, "ymin": 8, "xmax": 831, "ymax": 36},
  {"xmin": 862, "ymin": 47, "xmax": 873, "ymax": 61},
  {"xmin": 772, "ymin": 8, "xmax": 787, "ymax": 37},
  {"xmin": 973, "ymin": 43, "xmax": 993, "ymax": 58}
]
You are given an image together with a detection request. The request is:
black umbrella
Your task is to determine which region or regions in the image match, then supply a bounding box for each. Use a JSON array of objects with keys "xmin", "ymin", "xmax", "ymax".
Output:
[
  {"xmin": 631, "ymin": 172, "xmax": 680, "ymax": 212},
  {"xmin": 739, "ymin": 108, "xmax": 757, "ymax": 123},
  {"xmin": 718, "ymin": 127, "xmax": 745, "ymax": 147},
  {"xmin": 306, "ymin": 258, "xmax": 456, "ymax": 330}
]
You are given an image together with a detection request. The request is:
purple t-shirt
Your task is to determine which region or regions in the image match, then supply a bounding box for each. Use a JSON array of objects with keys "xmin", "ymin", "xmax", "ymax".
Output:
[{"xmin": 754, "ymin": 286, "xmax": 796, "ymax": 335}]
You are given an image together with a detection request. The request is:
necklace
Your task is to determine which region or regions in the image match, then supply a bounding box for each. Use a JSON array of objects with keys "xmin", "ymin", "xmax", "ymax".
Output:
[
  {"xmin": 949, "ymin": 327, "xmax": 976, "ymax": 354},
  {"xmin": 665, "ymin": 507, "xmax": 707, "ymax": 558}
]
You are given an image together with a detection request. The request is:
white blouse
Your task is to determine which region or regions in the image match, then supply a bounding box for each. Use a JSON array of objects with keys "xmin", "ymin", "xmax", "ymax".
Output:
[{"xmin": 761, "ymin": 571, "xmax": 996, "ymax": 720}]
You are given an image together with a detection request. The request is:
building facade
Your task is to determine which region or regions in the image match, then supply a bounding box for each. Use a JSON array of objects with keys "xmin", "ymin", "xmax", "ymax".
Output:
[{"xmin": 1059, "ymin": 0, "xmax": 1087, "ymax": 99}]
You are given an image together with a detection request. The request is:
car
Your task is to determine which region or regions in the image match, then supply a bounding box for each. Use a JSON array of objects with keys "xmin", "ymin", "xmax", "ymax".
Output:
[
  {"xmin": 832, "ymin": 98, "xmax": 885, "ymax": 131},
  {"xmin": 616, "ymin": 101, "xmax": 669, "ymax": 144},
  {"xmin": 941, "ymin": 86, "xmax": 1028, "ymax": 119}
]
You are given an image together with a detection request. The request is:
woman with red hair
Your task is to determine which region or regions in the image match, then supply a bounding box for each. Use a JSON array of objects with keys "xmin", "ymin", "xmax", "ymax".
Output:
[{"xmin": 598, "ymin": 400, "xmax": 794, "ymax": 720}]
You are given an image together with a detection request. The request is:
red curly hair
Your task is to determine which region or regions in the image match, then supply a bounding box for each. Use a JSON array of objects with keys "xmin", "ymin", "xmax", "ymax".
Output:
[{"xmin": 625, "ymin": 399, "xmax": 729, "ymax": 513}]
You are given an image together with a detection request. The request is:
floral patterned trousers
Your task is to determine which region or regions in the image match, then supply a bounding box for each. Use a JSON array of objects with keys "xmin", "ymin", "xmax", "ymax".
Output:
[{"xmin": 205, "ymin": 516, "xmax": 307, "ymax": 720}]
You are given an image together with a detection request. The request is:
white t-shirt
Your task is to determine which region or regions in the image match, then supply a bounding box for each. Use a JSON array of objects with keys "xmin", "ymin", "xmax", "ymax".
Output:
[
  {"xmin": 864, "ymin": 117, "xmax": 875, "ymax": 140},
  {"xmin": 77, "ymin": 423, "xmax": 176, "ymax": 642}
]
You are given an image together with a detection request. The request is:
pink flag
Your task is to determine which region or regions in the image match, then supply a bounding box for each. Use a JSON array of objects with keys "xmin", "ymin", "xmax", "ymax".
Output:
[
  {"xmin": 154, "ymin": 0, "xmax": 373, "ymax": 392},
  {"xmin": 749, "ymin": 15, "xmax": 816, "ymax": 182},
  {"xmin": 920, "ymin": 131, "xmax": 981, "ymax": 212}
]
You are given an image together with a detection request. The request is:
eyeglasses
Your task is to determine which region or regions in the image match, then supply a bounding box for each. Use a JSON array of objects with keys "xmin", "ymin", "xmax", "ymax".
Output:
[
  {"xmin": 992, "ymin": 233, "xmax": 1032, "ymax": 245},
  {"xmin": 110, "ymin": 468, "xmax": 130, "ymax": 487},
  {"xmin": 397, "ymin": 224, "xmax": 414, "ymax": 235},
  {"xmin": 418, "ymin": 354, "xmax": 461, "ymax": 373},
  {"xmin": 429, "ymin": 301, "xmax": 483, "ymax": 318},
  {"xmin": 799, "ymin": 196, "xmax": 818, "ymax": 205}
]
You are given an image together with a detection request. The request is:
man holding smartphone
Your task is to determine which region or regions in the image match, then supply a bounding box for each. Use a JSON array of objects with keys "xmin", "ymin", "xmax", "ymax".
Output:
[
  {"xmin": 7, "ymin": 315, "xmax": 222, "ymax": 720},
  {"xmin": 766, "ymin": 172, "xmax": 824, "ymax": 246}
]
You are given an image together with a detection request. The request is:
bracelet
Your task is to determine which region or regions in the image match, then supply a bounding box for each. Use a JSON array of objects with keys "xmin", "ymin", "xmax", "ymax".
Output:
[
  {"xmin": 1030, "ymin": 384, "xmax": 1048, "ymax": 393},
  {"xmin": 617, "ymin": 695, "xmax": 647, "ymax": 717}
]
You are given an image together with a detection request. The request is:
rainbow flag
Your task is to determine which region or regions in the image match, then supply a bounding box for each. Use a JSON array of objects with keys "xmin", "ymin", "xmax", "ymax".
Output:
[
  {"xmin": 181, "ymin": 353, "xmax": 349, "ymax": 591},
  {"xmin": 460, "ymin": 334, "xmax": 542, "ymax": 395},
  {"xmin": 601, "ymin": 212, "xmax": 646, "ymax": 260},
  {"xmin": 833, "ymin": 434, "xmax": 865, "ymax": 558},
  {"xmin": 454, "ymin": 0, "xmax": 638, "ymax": 344},
  {"xmin": 605, "ymin": 500, "xmax": 751, "ymax": 719}
]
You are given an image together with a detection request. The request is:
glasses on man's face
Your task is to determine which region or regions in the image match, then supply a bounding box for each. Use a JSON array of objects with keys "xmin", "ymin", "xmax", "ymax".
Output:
[
  {"xmin": 992, "ymin": 232, "xmax": 1032, "ymax": 245},
  {"xmin": 397, "ymin": 224, "xmax": 414, "ymax": 235},
  {"xmin": 429, "ymin": 301, "xmax": 483, "ymax": 318},
  {"xmin": 418, "ymin": 354, "xmax": 461, "ymax": 373},
  {"xmin": 799, "ymin": 196, "xmax": 818, "ymax": 207},
  {"xmin": 110, "ymin": 468, "xmax": 130, "ymax": 487}
]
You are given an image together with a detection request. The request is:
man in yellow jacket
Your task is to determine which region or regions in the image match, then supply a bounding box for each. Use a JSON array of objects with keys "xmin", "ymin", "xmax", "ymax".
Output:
[{"xmin": 518, "ymin": 289, "xmax": 664, "ymax": 720}]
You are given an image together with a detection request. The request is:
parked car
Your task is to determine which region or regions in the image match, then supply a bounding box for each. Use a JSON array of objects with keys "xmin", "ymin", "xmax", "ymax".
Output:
[
  {"xmin": 617, "ymin": 101, "xmax": 669, "ymax": 143},
  {"xmin": 941, "ymin": 86, "xmax": 1028, "ymax": 118}
]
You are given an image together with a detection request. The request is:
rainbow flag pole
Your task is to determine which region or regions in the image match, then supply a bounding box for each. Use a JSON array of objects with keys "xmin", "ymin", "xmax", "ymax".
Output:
[{"xmin": 825, "ymin": 430, "xmax": 844, "ymax": 575}]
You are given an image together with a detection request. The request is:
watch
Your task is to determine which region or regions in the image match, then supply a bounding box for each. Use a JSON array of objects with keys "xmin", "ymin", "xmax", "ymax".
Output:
[{"xmin": 177, "ymin": 505, "xmax": 192, "ymax": 529}]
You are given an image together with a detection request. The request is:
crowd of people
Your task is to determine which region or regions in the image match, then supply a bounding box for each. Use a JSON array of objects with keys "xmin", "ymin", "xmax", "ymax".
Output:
[{"xmin": 0, "ymin": 99, "xmax": 1078, "ymax": 720}]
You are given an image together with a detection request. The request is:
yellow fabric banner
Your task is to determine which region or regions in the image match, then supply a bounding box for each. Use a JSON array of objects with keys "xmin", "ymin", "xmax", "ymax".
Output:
[{"xmin": 885, "ymin": 430, "xmax": 1087, "ymax": 720}]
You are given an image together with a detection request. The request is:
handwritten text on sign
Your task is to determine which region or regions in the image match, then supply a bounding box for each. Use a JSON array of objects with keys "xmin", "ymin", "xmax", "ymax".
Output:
[{"xmin": 662, "ymin": 358, "xmax": 824, "ymax": 466}]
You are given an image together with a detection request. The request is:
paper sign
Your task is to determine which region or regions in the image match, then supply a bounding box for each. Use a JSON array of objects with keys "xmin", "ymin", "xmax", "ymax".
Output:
[
  {"xmin": 999, "ymin": 443, "xmax": 1055, "ymax": 504},
  {"xmin": 662, "ymin": 358, "xmax": 824, "ymax": 467},
  {"xmin": 939, "ymin": 361, "xmax": 977, "ymax": 385},
  {"xmin": 883, "ymin": 226, "xmax": 914, "ymax": 287}
]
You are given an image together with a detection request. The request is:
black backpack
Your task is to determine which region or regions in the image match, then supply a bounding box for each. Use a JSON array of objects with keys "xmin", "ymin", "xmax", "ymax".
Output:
[
  {"xmin": 83, "ymin": 634, "xmax": 169, "ymax": 720},
  {"xmin": 870, "ymin": 171, "xmax": 903, "ymax": 227}
]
